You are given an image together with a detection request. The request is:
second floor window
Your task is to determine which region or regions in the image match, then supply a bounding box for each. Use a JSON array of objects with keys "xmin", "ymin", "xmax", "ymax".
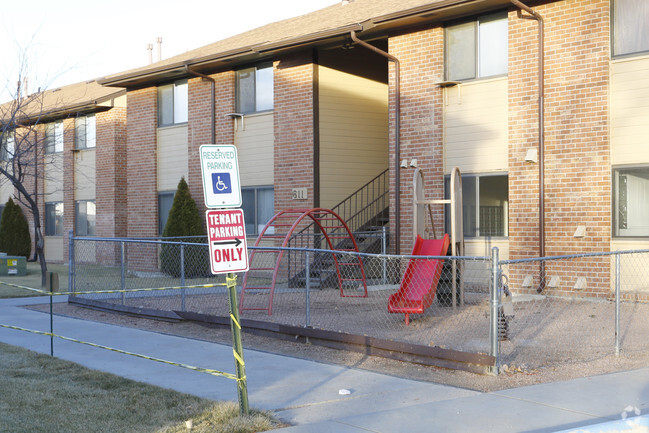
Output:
[
  {"xmin": 613, "ymin": 0, "xmax": 649, "ymax": 56},
  {"xmin": 1, "ymin": 132, "xmax": 14, "ymax": 160},
  {"xmin": 446, "ymin": 12, "xmax": 508, "ymax": 81},
  {"xmin": 236, "ymin": 64, "xmax": 274, "ymax": 114},
  {"xmin": 158, "ymin": 80, "xmax": 188, "ymax": 126},
  {"xmin": 45, "ymin": 121, "xmax": 64, "ymax": 154},
  {"xmin": 75, "ymin": 114, "xmax": 96, "ymax": 149}
]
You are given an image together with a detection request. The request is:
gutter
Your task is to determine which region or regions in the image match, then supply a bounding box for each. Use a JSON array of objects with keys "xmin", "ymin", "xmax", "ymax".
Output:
[
  {"xmin": 350, "ymin": 30, "xmax": 402, "ymax": 255},
  {"xmin": 185, "ymin": 66, "xmax": 216, "ymax": 144},
  {"xmin": 511, "ymin": 0, "xmax": 545, "ymax": 291}
]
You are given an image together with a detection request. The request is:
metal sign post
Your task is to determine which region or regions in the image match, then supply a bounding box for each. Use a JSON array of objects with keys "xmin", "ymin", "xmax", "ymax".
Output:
[{"xmin": 200, "ymin": 144, "xmax": 249, "ymax": 415}]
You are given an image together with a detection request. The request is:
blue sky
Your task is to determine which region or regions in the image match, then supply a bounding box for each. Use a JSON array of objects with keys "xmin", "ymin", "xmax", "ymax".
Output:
[{"xmin": 0, "ymin": 0, "xmax": 336, "ymax": 102}]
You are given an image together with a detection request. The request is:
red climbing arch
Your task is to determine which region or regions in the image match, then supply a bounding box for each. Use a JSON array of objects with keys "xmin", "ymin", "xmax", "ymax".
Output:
[{"xmin": 240, "ymin": 208, "xmax": 368, "ymax": 315}]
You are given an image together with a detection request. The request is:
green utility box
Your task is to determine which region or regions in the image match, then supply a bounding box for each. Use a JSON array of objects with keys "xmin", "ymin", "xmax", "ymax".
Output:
[{"xmin": 0, "ymin": 253, "xmax": 27, "ymax": 276}]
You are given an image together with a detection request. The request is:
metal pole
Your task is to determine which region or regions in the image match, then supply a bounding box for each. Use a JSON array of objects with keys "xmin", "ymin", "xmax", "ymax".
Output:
[
  {"xmin": 382, "ymin": 226, "xmax": 387, "ymax": 284},
  {"xmin": 68, "ymin": 230, "xmax": 74, "ymax": 293},
  {"xmin": 306, "ymin": 251, "xmax": 311, "ymax": 328},
  {"xmin": 490, "ymin": 247, "xmax": 500, "ymax": 375},
  {"xmin": 615, "ymin": 253, "xmax": 621, "ymax": 356},
  {"xmin": 180, "ymin": 244, "xmax": 186, "ymax": 312},
  {"xmin": 49, "ymin": 276, "xmax": 54, "ymax": 357},
  {"xmin": 226, "ymin": 273, "xmax": 249, "ymax": 415},
  {"xmin": 120, "ymin": 241, "xmax": 126, "ymax": 305}
]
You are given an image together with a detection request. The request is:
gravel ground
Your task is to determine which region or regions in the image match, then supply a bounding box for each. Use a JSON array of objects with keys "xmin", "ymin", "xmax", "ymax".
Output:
[{"xmin": 27, "ymin": 300, "xmax": 649, "ymax": 393}]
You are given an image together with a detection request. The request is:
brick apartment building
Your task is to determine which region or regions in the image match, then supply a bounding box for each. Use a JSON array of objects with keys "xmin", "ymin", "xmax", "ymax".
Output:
[
  {"xmin": 2, "ymin": 0, "xmax": 648, "ymax": 295},
  {"xmin": 0, "ymin": 81, "xmax": 126, "ymax": 262}
]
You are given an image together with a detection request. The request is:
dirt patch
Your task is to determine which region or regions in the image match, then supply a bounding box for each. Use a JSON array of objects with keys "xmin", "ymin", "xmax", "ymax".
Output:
[{"xmin": 26, "ymin": 301, "xmax": 649, "ymax": 393}]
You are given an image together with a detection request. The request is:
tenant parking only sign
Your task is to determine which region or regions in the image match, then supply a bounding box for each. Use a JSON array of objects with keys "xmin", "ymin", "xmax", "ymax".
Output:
[
  {"xmin": 200, "ymin": 144, "xmax": 242, "ymax": 208},
  {"xmin": 206, "ymin": 208, "xmax": 249, "ymax": 274}
]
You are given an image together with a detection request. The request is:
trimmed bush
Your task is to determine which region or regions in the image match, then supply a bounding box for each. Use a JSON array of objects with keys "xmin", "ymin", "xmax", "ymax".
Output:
[
  {"xmin": 0, "ymin": 197, "xmax": 31, "ymax": 257},
  {"xmin": 159, "ymin": 178, "xmax": 207, "ymax": 278}
]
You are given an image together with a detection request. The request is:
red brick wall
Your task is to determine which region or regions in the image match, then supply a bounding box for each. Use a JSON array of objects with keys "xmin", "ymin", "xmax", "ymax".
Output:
[
  {"xmin": 389, "ymin": 25, "xmax": 445, "ymax": 255},
  {"xmin": 508, "ymin": 0, "xmax": 611, "ymax": 294},
  {"xmin": 274, "ymin": 51, "xmax": 316, "ymax": 213},
  {"xmin": 187, "ymin": 71, "xmax": 235, "ymax": 218},
  {"xmin": 96, "ymin": 107, "xmax": 127, "ymax": 239},
  {"xmin": 126, "ymin": 87, "xmax": 158, "ymax": 239}
]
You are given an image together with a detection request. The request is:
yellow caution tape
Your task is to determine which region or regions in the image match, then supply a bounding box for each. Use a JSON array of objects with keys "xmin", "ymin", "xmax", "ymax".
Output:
[
  {"xmin": 229, "ymin": 313, "xmax": 241, "ymax": 330},
  {"xmin": 0, "ymin": 323, "xmax": 244, "ymax": 382},
  {"xmin": 0, "ymin": 281, "xmax": 227, "ymax": 297},
  {"xmin": 227, "ymin": 275, "xmax": 238, "ymax": 287}
]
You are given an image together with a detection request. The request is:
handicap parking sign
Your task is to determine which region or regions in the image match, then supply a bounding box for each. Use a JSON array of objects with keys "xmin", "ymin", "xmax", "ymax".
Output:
[
  {"xmin": 212, "ymin": 172, "xmax": 232, "ymax": 194},
  {"xmin": 200, "ymin": 144, "xmax": 241, "ymax": 208}
]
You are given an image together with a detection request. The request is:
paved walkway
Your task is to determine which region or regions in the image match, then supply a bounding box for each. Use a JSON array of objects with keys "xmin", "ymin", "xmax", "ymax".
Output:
[{"xmin": 1, "ymin": 296, "xmax": 648, "ymax": 432}]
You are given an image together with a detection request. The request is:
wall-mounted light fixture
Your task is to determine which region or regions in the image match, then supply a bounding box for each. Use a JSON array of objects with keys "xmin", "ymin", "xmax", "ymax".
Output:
[
  {"xmin": 410, "ymin": 158, "xmax": 418, "ymax": 168},
  {"xmin": 400, "ymin": 158, "xmax": 408, "ymax": 168}
]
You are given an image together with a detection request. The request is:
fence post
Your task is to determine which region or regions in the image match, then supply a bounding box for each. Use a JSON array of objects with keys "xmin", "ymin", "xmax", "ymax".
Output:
[
  {"xmin": 306, "ymin": 251, "xmax": 311, "ymax": 328},
  {"xmin": 490, "ymin": 247, "xmax": 500, "ymax": 375},
  {"xmin": 68, "ymin": 230, "xmax": 74, "ymax": 293},
  {"xmin": 615, "ymin": 253, "xmax": 621, "ymax": 356},
  {"xmin": 226, "ymin": 273, "xmax": 249, "ymax": 415},
  {"xmin": 120, "ymin": 241, "xmax": 126, "ymax": 305},
  {"xmin": 382, "ymin": 226, "xmax": 387, "ymax": 284},
  {"xmin": 180, "ymin": 244, "xmax": 186, "ymax": 312}
]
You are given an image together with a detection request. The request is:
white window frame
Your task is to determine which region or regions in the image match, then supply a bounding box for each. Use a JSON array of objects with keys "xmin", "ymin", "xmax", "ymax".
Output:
[
  {"xmin": 45, "ymin": 202, "xmax": 64, "ymax": 236},
  {"xmin": 236, "ymin": 63, "xmax": 274, "ymax": 114},
  {"xmin": 241, "ymin": 186, "xmax": 274, "ymax": 235},
  {"xmin": 75, "ymin": 200, "xmax": 96, "ymax": 236},
  {"xmin": 613, "ymin": 166, "xmax": 649, "ymax": 237},
  {"xmin": 445, "ymin": 173, "xmax": 509, "ymax": 238},
  {"xmin": 75, "ymin": 114, "xmax": 96, "ymax": 149},
  {"xmin": 158, "ymin": 80, "xmax": 188, "ymax": 127},
  {"xmin": 45, "ymin": 121, "xmax": 64, "ymax": 154},
  {"xmin": 612, "ymin": 0, "xmax": 649, "ymax": 57},
  {"xmin": 1, "ymin": 132, "xmax": 14, "ymax": 160},
  {"xmin": 445, "ymin": 12, "xmax": 508, "ymax": 81}
]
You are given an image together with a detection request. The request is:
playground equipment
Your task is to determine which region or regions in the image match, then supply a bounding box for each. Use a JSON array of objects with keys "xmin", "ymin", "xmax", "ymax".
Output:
[
  {"xmin": 240, "ymin": 208, "xmax": 367, "ymax": 315},
  {"xmin": 388, "ymin": 234, "xmax": 450, "ymax": 325},
  {"xmin": 388, "ymin": 167, "xmax": 464, "ymax": 324}
]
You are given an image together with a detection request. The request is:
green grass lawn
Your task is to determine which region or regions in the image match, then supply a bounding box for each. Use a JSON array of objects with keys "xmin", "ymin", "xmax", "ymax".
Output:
[
  {"xmin": 0, "ymin": 342, "xmax": 282, "ymax": 433},
  {"xmin": 0, "ymin": 262, "xmax": 69, "ymax": 298}
]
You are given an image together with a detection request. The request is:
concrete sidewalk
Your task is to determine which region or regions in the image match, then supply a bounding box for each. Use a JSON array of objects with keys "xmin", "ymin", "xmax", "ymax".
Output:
[{"xmin": 1, "ymin": 296, "xmax": 648, "ymax": 432}]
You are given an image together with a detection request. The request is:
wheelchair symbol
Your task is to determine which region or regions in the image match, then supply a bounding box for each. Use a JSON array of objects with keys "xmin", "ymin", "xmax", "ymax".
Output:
[{"xmin": 211, "ymin": 172, "xmax": 232, "ymax": 194}]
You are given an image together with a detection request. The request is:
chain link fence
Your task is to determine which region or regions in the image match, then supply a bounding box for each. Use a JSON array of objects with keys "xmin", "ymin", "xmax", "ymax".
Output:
[{"xmin": 69, "ymin": 235, "xmax": 649, "ymax": 374}]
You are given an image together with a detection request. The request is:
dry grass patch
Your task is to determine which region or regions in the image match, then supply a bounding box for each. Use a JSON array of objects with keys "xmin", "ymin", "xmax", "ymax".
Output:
[{"xmin": 0, "ymin": 342, "xmax": 283, "ymax": 433}]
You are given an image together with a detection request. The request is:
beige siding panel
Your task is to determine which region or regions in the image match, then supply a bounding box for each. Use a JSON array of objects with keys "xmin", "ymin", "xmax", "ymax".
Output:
[
  {"xmin": 319, "ymin": 65, "xmax": 388, "ymax": 209},
  {"xmin": 74, "ymin": 149, "xmax": 96, "ymax": 200},
  {"xmin": 444, "ymin": 78, "xmax": 508, "ymax": 173},
  {"xmin": 45, "ymin": 237, "xmax": 64, "ymax": 262},
  {"xmin": 157, "ymin": 125, "xmax": 188, "ymax": 191},
  {"xmin": 611, "ymin": 56, "xmax": 649, "ymax": 165},
  {"xmin": 44, "ymin": 153, "xmax": 64, "ymax": 202},
  {"xmin": 234, "ymin": 113, "xmax": 274, "ymax": 186},
  {"xmin": 611, "ymin": 239, "xmax": 649, "ymax": 293}
]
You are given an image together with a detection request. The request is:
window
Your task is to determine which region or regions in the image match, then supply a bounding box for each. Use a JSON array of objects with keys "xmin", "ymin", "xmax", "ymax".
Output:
[
  {"xmin": 236, "ymin": 64, "xmax": 273, "ymax": 114},
  {"xmin": 45, "ymin": 202, "xmax": 64, "ymax": 236},
  {"xmin": 613, "ymin": 167, "xmax": 649, "ymax": 237},
  {"xmin": 75, "ymin": 114, "xmax": 96, "ymax": 149},
  {"xmin": 446, "ymin": 12, "xmax": 508, "ymax": 81},
  {"xmin": 45, "ymin": 121, "xmax": 64, "ymax": 154},
  {"xmin": 241, "ymin": 186, "xmax": 274, "ymax": 235},
  {"xmin": 445, "ymin": 174, "xmax": 508, "ymax": 238},
  {"xmin": 158, "ymin": 191, "xmax": 175, "ymax": 235},
  {"xmin": 1, "ymin": 132, "xmax": 14, "ymax": 160},
  {"xmin": 613, "ymin": 0, "xmax": 649, "ymax": 56},
  {"xmin": 158, "ymin": 80, "xmax": 188, "ymax": 126},
  {"xmin": 75, "ymin": 200, "xmax": 96, "ymax": 236}
]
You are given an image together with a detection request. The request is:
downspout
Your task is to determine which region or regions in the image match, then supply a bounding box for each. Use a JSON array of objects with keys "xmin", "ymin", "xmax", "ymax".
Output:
[
  {"xmin": 185, "ymin": 66, "xmax": 216, "ymax": 144},
  {"xmin": 511, "ymin": 0, "xmax": 545, "ymax": 291},
  {"xmin": 350, "ymin": 30, "xmax": 402, "ymax": 254}
]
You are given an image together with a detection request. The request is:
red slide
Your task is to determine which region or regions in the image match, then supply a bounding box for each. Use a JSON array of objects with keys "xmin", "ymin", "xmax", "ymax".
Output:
[{"xmin": 388, "ymin": 234, "xmax": 450, "ymax": 325}]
